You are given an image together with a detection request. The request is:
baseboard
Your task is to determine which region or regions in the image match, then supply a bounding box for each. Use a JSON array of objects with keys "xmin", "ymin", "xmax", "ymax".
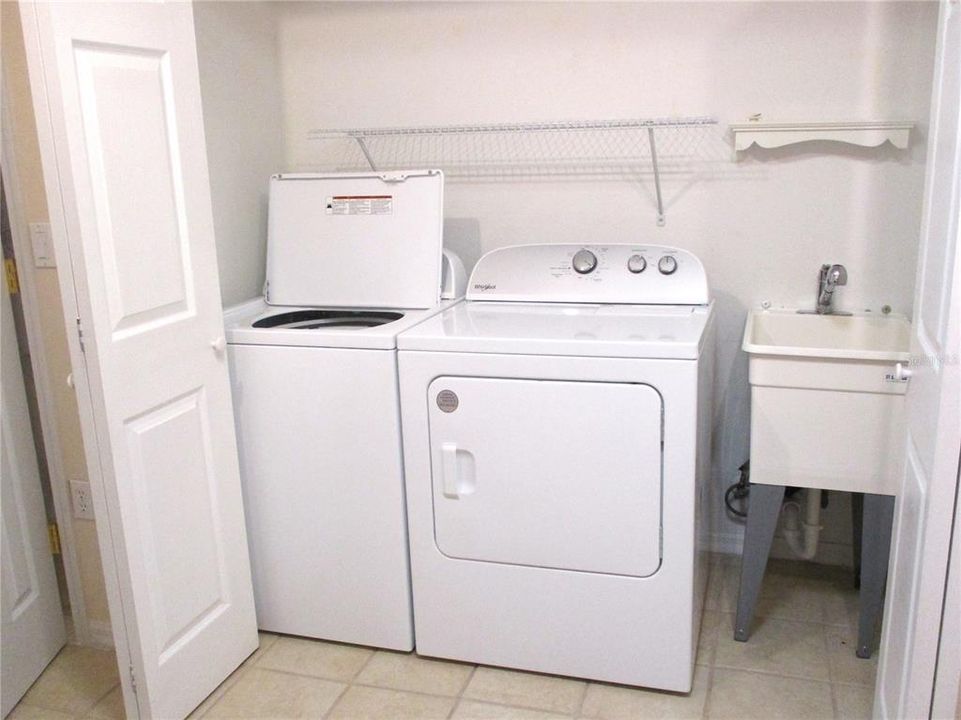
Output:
[
  {"xmin": 708, "ymin": 531, "xmax": 744, "ymax": 556},
  {"xmin": 708, "ymin": 531, "xmax": 854, "ymax": 568},
  {"xmin": 770, "ymin": 538, "xmax": 854, "ymax": 567},
  {"xmin": 85, "ymin": 619, "xmax": 114, "ymax": 649}
]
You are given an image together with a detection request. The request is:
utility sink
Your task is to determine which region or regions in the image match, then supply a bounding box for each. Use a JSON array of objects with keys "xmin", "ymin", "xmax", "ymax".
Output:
[
  {"xmin": 742, "ymin": 309, "xmax": 911, "ymax": 495},
  {"xmin": 743, "ymin": 310, "xmax": 911, "ymax": 362}
]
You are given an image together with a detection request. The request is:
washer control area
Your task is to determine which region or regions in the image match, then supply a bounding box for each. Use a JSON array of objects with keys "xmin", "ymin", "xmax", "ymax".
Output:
[
  {"xmin": 658, "ymin": 255, "xmax": 678, "ymax": 275},
  {"xmin": 627, "ymin": 254, "xmax": 647, "ymax": 274},
  {"xmin": 567, "ymin": 246, "xmax": 680, "ymax": 278},
  {"xmin": 469, "ymin": 243, "xmax": 710, "ymax": 305},
  {"xmin": 572, "ymin": 248, "xmax": 598, "ymax": 274}
]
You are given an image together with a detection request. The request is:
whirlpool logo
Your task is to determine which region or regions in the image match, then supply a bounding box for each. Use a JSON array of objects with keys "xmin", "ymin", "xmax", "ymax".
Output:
[{"xmin": 473, "ymin": 283, "xmax": 497, "ymax": 291}]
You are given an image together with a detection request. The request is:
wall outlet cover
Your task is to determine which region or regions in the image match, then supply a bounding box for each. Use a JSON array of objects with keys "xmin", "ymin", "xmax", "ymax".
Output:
[
  {"xmin": 29, "ymin": 222, "xmax": 55, "ymax": 268},
  {"xmin": 70, "ymin": 480, "xmax": 94, "ymax": 520}
]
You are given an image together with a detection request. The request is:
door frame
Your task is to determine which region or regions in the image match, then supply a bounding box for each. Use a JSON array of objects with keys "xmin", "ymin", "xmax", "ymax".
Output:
[
  {"xmin": 930, "ymin": 463, "xmax": 960, "ymax": 719},
  {"xmin": 875, "ymin": 2, "xmax": 961, "ymax": 716},
  {"xmin": 18, "ymin": 1, "xmax": 138, "ymax": 708},
  {"xmin": 0, "ymin": 69, "xmax": 91, "ymax": 646},
  {"xmin": 18, "ymin": 2, "xmax": 266, "ymax": 715}
]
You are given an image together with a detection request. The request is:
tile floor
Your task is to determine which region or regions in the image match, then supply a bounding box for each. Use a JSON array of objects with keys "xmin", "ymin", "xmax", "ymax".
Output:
[{"xmin": 9, "ymin": 554, "xmax": 878, "ymax": 720}]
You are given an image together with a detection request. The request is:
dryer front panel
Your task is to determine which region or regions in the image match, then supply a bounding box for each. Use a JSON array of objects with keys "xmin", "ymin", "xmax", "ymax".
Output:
[{"xmin": 427, "ymin": 377, "xmax": 663, "ymax": 577}]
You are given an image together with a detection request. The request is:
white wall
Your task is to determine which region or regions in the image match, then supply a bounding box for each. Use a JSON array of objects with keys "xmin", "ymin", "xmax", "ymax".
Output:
[
  {"xmin": 261, "ymin": 2, "xmax": 938, "ymax": 557},
  {"xmin": 194, "ymin": 1, "xmax": 286, "ymax": 307}
]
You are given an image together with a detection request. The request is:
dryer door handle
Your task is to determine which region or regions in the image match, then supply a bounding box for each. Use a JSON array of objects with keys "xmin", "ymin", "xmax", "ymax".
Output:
[{"xmin": 441, "ymin": 442, "xmax": 460, "ymax": 498}]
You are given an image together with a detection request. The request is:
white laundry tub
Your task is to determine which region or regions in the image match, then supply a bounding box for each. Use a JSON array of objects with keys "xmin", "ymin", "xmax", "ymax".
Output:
[{"xmin": 742, "ymin": 309, "xmax": 911, "ymax": 495}]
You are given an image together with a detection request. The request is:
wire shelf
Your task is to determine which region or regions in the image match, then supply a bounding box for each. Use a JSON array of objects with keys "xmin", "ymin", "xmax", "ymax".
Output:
[{"xmin": 306, "ymin": 116, "xmax": 720, "ymax": 225}]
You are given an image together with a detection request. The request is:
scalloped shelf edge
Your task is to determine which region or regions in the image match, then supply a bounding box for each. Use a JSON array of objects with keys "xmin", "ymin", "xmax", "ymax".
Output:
[{"xmin": 731, "ymin": 121, "xmax": 914, "ymax": 152}]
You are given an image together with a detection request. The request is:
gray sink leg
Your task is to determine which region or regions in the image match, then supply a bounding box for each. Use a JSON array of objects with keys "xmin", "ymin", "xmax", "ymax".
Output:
[
  {"xmin": 734, "ymin": 483, "xmax": 785, "ymax": 642},
  {"xmin": 857, "ymin": 493, "xmax": 895, "ymax": 659},
  {"xmin": 851, "ymin": 492, "xmax": 864, "ymax": 588}
]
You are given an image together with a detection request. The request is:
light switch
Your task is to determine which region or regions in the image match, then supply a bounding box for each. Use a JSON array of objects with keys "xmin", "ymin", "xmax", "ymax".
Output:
[{"xmin": 29, "ymin": 222, "xmax": 55, "ymax": 268}]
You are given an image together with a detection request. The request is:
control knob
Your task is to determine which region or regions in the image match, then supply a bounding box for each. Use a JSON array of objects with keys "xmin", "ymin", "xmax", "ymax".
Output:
[
  {"xmin": 658, "ymin": 255, "xmax": 678, "ymax": 275},
  {"xmin": 572, "ymin": 249, "xmax": 598, "ymax": 275},
  {"xmin": 627, "ymin": 254, "xmax": 647, "ymax": 274}
]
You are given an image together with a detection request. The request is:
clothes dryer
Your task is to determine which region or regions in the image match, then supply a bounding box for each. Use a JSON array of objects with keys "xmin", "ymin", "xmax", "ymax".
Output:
[{"xmin": 397, "ymin": 243, "xmax": 714, "ymax": 689}]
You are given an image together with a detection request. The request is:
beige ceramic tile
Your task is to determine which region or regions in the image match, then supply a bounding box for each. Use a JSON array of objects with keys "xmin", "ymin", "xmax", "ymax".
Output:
[
  {"xmin": 190, "ymin": 632, "xmax": 279, "ymax": 716},
  {"xmin": 256, "ymin": 635, "xmax": 373, "ymax": 681},
  {"xmin": 21, "ymin": 645, "xmax": 120, "ymax": 716},
  {"xmin": 707, "ymin": 668, "xmax": 834, "ymax": 719},
  {"xmin": 188, "ymin": 635, "xmax": 367, "ymax": 717},
  {"xmin": 718, "ymin": 556, "xmax": 849, "ymax": 624},
  {"xmin": 354, "ymin": 650, "xmax": 473, "ymax": 696},
  {"xmin": 835, "ymin": 683, "xmax": 875, "ymax": 719},
  {"xmin": 714, "ymin": 615, "xmax": 830, "ymax": 681},
  {"xmin": 464, "ymin": 667, "xmax": 585, "ymax": 715},
  {"xmin": 204, "ymin": 667, "xmax": 345, "ymax": 719},
  {"xmin": 580, "ymin": 665, "xmax": 710, "ymax": 720},
  {"xmin": 751, "ymin": 572, "xmax": 832, "ymax": 623},
  {"xmin": 822, "ymin": 586, "xmax": 861, "ymax": 629},
  {"xmin": 241, "ymin": 631, "xmax": 280, "ymax": 668},
  {"xmin": 705, "ymin": 556, "xmax": 739, "ymax": 613},
  {"xmin": 697, "ymin": 610, "xmax": 721, "ymax": 666},
  {"xmin": 326, "ymin": 685, "xmax": 455, "ymax": 719},
  {"xmin": 85, "ymin": 686, "xmax": 125, "ymax": 719},
  {"xmin": 187, "ymin": 662, "xmax": 249, "ymax": 720},
  {"xmin": 765, "ymin": 558, "xmax": 852, "ymax": 583},
  {"xmin": 825, "ymin": 626, "xmax": 879, "ymax": 687},
  {"xmin": 452, "ymin": 699, "xmax": 570, "ymax": 719},
  {"xmin": 8, "ymin": 704, "xmax": 74, "ymax": 720}
]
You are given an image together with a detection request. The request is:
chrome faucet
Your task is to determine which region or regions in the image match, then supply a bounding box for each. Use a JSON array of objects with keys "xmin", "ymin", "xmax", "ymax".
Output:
[{"xmin": 814, "ymin": 264, "xmax": 848, "ymax": 315}]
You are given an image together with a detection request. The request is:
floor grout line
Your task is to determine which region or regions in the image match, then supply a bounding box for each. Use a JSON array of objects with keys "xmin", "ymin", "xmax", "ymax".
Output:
[
  {"xmin": 829, "ymin": 678, "xmax": 843, "ymax": 720},
  {"xmin": 319, "ymin": 682, "xmax": 351, "ymax": 720},
  {"xmin": 446, "ymin": 664, "xmax": 478, "ymax": 719},
  {"xmin": 455, "ymin": 664, "xmax": 477, "ymax": 698},
  {"xmin": 710, "ymin": 663, "xmax": 837, "ymax": 686},
  {"xmin": 573, "ymin": 677, "xmax": 590, "ymax": 719},
  {"xmin": 204, "ymin": 653, "xmax": 485, "ymax": 705},
  {"xmin": 447, "ymin": 693, "xmax": 577, "ymax": 717},
  {"xmin": 701, "ymin": 659, "xmax": 717, "ymax": 720},
  {"xmin": 82, "ymin": 681, "xmax": 122, "ymax": 717},
  {"xmin": 347, "ymin": 647, "xmax": 378, "ymax": 683},
  {"xmin": 823, "ymin": 620, "xmax": 843, "ymax": 720},
  {"xmin": 193, "ymin": 657, "xmax": 255, "ymax": 719},
  {"xmin": 347, "ymin": 677, "xmax": 473, "ymax": 699}
]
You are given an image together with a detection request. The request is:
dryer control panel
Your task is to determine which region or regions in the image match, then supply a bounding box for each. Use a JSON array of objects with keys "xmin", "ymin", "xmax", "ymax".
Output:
[{"xmin": 466, "ymin": 244, "xmax": 709, "ymax": 305}]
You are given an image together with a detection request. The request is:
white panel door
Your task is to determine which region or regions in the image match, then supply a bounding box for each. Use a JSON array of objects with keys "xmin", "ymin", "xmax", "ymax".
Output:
[
  {"xmin": 428, "ymin": 377, "xmax": 663, "ymax": 577},
  {"xmin": 875, "ymin": 3, "xmax": 961, "ymax": 718},
  {"xmin": 1, "ymin": 270, "xmax": 66, "ymax": 717},
  {"xmin": 21, "ymin": 2, "xmax": 258, "ymax": 718}
]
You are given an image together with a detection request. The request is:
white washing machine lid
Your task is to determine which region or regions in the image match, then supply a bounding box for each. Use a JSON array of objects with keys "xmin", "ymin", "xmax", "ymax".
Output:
[
  {"xmin": 225, "ymin": 298, "xmax": 461, "ymax": 350},
  {"xmin": 265, "ymin": 170, "xmax": 444, "ymax": 309},
  {"xmin": 396, "ymin": 301, "xmax": 713, "ymax": 359}
]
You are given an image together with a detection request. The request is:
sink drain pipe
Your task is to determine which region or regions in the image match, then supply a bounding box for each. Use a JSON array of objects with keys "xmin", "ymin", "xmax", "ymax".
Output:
[{"xmin": 781, "ymin": 488, "xmax": 823, "ymax": 560}]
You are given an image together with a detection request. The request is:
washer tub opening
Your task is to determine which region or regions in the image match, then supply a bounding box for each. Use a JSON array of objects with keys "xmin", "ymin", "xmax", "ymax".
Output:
[{"xmin": 253, "ymin": 310, "xmax": 405, "ymax": 330}]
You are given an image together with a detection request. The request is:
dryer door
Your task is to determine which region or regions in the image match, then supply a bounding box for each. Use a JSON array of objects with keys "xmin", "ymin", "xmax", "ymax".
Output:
[{"xmin": 427, "ymin": 377, "xmax": 662, "ymax": 577}]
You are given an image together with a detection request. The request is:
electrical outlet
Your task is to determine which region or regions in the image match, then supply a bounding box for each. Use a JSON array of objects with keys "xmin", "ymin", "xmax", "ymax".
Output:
[
  {"xmin": 70, "ymin": 480, "xmax": 94, "ymax": 520},
  {"xmin": 29, "ymin": 222, "xmax": 55, "ymax": 268}
]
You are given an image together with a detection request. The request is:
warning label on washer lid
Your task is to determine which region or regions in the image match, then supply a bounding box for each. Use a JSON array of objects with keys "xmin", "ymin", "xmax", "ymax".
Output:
[{"xmin": 325, "ymin": 195, "xmax": 393, "ymax": 216}]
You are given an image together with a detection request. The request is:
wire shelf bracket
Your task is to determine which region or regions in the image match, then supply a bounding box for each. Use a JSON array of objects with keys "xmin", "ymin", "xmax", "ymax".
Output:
[{"xmin": 307, "ymin": 117, "xmax": 719, "ymax": 226}]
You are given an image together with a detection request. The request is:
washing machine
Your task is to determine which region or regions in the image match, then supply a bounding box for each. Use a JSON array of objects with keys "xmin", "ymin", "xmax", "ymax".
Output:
[
  {"xmin": 397, "ymin": 243, "xmax": 715, "ymax": 690},
  {"xmin": 225, "ymin": 170, "xmax": 465, "ymax": 651}
]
